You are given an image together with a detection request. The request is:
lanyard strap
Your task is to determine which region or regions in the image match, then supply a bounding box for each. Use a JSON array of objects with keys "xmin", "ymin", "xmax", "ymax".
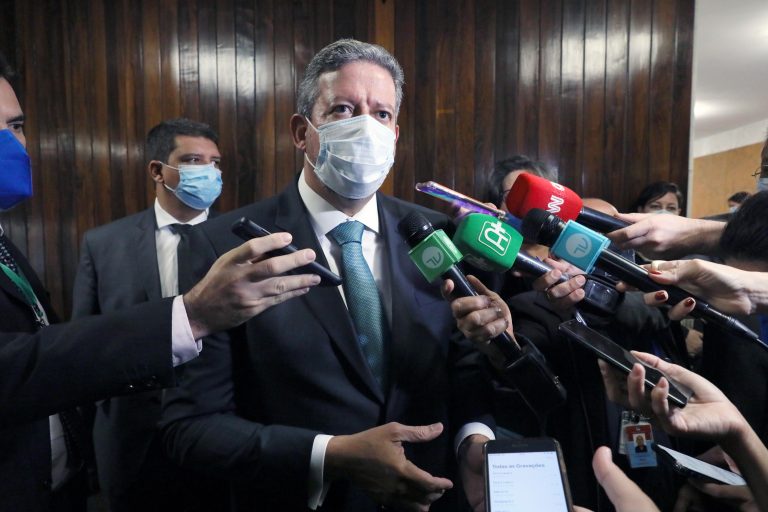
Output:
[{"xmin": 0, "ymin": 262, "xmax": 48, "ymax": 326}]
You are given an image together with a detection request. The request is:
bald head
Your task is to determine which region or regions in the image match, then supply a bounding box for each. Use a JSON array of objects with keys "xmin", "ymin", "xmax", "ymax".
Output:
[{"xmin": 583, "ymin": 197, "xmax": 618, "ymax": 217}]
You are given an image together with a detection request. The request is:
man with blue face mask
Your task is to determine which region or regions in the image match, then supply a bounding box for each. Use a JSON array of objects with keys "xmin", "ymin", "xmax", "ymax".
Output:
[
  {"xmin": 0, "ymin": 52, "xmax": 321, "ymax": 512},
  {"xmin": 161, "ymin": 39, "xmax": 496, "ymax": 512},
  {"xmin": 71, "ymin": 118, "xmax": 226, "ymax": 511}
]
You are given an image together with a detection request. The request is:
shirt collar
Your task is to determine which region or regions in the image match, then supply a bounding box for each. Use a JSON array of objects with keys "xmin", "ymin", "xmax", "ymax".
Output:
[
  {"xmin": 153, "ymin": 199, "xmax": 208, "ymax": 229},
  {"xmin": 297, "ymin": 170, "xmax": 380, "ymax": 238}
]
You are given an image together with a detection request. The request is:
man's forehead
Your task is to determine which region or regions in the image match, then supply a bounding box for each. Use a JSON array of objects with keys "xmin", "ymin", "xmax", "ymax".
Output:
[
  {"xmin": 315, "ymin": 62, "xmax": 396, "ymax": 103},
  {"xmin": 171, "ymin": 135, "xmax": 220, "ymax": 153}
]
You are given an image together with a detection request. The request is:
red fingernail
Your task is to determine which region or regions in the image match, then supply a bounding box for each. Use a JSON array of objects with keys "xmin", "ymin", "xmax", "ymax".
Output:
[
  {"xmin": 684, "ymin": 298, "xmax": 695, "ymax": 307},
  {"xmin": 654, "ymin": 291, "xmax": 667, "ymax": 301},
  {"xmin": 649, "ymin": 269, "xmax": 662, "ymax": 275}
]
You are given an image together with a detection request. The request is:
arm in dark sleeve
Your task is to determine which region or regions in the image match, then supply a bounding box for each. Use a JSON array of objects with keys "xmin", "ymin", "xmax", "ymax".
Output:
[
  {"xmin": 0, "ymin": 299, "xmax": 175, "ymax": 426},
  {"xmin": 161, "ymin": 219, "xmax": 319, "ymax": 494},
  {"xmin": 160, "ymin": 326, "xmax": 318, "ymax": 486}
]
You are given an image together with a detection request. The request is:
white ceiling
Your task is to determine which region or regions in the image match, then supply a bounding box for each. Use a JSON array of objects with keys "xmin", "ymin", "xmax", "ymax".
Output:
[{"xmin": 692, "ymin": 0, "xmax": 768, "ymax": 141}]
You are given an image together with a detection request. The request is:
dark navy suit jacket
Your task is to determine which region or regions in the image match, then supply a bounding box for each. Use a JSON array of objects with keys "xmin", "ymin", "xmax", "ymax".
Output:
[{"xmin": 161, "ymin": 181, "xmax": 494, "ymax": 511}]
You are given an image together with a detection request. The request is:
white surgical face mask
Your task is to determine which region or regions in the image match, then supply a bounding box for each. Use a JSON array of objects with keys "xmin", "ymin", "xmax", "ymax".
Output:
[{"xmin": 305, "ymin": 115, "xmax": 395, "ymax": 199}]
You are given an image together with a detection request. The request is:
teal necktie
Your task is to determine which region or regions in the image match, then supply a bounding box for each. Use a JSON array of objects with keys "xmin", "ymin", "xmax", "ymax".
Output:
[{"xmin": 329, "ymin": 221, "xmax": 388, "ymax": 387}]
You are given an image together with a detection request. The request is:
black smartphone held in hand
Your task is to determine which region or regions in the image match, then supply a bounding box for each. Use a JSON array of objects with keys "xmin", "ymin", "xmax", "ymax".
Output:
[
  {"xmin": 231, "ymin": 217, "xmax": 342, "ymax": 287},
  {"xmin": 484, "ymin": 437, "xmax": 573, "ymax": 512},
  {"xmin": 557, "ymin": 319, "xmax": 692, "ymax": 407},
  {"xmin": 655, "ymin": 444, "xmax": 746, "ymax": 485}
]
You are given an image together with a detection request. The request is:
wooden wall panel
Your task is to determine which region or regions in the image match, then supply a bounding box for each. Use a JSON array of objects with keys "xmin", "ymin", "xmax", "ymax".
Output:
[
  {"xmin": 691, "ymin": 142, "xmax": 762, "ymax": 218},
  {"xmin": 1, "ymin": 0, "xmax": 694, "ymax": 316}
]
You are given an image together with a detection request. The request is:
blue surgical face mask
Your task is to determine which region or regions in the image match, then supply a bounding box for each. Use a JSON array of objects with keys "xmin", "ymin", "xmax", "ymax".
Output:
[
  {"xmin": 163, "ymin": 162, "xmax": 223, "ymax": 210},
  {"xmin": 758, "ymin": 177, "xmax": 768, "ymax": 193},
  {"xmin": 0, "ymin": 129, "xmax": 32, "ymax": 211}
]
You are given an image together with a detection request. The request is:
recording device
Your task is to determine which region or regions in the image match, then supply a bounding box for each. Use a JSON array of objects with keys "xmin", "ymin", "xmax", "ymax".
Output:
[
  {"xmin": 484, "ymin": 438, "xmax": 573, "ymax": 512},
  {"xmin": 557, "ymin": 319, "xmax": 691, "ymax": 407},
  {"xmin": 415, "ymin": 181, "xmax": 523, "ymax": 231},
  {"xmin": 505, "ymin": 172, "xmax": 629, "ymax": 233},
  {"xmin": 231, "ymin": 217, "xmax": 342, "ymax": 287},
  {"xmin": 522, "ymin": 208, "xmax": 764, "ymax": 346},
  {"xmin": 397, "ymin": 211, "xmax": 522, "ymax": 360},
  {"xmin": 654, "ymin": 444, "xmax": 746, "ymax": 485},
  {"xmin": 398, "ymin": 211, "xmax": 567, "ymax": 416},
  {"xmin": 453, "ymin": 213, "xmax": 623, "ymax": 315}
]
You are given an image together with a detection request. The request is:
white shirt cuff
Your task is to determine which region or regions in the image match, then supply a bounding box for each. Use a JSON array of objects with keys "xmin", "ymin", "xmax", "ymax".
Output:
[
  {"xmin": 308, "ymin": 434, "xmax": 333, "ymax": 510},
  {"xmin": 171, "ymin": 295, "xmax": 203, "ymax": 367},
  {"xmin": 454, "ymin": 422, "xmax": 495, "ymax": 457}
]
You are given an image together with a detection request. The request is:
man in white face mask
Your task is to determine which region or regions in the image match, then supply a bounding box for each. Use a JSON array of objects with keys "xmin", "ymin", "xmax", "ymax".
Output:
[
  {"xmin": 161, "ymin": 39, "xmax": 495, "ymax": 512},
  {"xmin": 71, "ymin": 119, "xmax": 227, "ymax": 511}
]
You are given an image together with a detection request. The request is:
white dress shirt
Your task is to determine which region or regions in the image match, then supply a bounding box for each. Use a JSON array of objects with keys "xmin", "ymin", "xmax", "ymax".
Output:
[{"xmin": 296, "ymin": 172, "xmax": 494, "ymax": 509}]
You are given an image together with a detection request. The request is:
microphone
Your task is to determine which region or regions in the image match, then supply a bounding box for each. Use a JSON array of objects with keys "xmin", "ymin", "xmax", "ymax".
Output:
[
  {"xmin": 452, "ymin": 213, "xmax": 563, "ymax": 279},
  {"xmin": 506, "ymin": 173, "xmax": 629, "ymax": 233},
  {"xmin": 453, "ymin": 213, "xmax": 623, "ymax": 316},
  {"xmin": 521, "ymin": 208, "xmax": 765, "ymax": 347},
  {"xmin": 397, "ymin": 211, "xmax": 522, "ymax": 360}
]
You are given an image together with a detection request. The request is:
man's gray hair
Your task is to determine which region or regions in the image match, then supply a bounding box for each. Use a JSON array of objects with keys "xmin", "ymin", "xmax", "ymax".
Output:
[{"xmin": 297, "ymin": 39, "xmax": 404, "ymax": 119}]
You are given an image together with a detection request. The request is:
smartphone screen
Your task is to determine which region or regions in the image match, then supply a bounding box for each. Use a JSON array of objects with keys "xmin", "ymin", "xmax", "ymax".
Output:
[
  {"xmin": 557, "ymin": 319, "xmax": 692, "ymax": 407},
  {"xmin": 485, "ymin": 438, "xmax": 571, "ymax": 512},
  {"xmin": 655, "ymin": 445, "xmax": 746, "ymax": 485}
]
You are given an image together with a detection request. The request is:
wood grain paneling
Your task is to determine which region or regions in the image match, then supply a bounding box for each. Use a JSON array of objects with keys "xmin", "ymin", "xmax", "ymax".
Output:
[{"xmin": 1, "ymin": 0, "xmax": 694, "ymax": 316}]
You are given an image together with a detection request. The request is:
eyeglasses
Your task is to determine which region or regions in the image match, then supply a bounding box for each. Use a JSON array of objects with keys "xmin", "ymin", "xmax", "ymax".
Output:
[{"xmin": 752, "ymin": 164, "xmax": 768, "ymax": 178}]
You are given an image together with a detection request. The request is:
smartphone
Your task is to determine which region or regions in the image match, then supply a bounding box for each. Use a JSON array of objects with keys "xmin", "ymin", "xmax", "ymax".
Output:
[
  {"xmin": 654, "ymin": 444, "xmax": 746, "ymax": 485},
  {"xmin": 484, "ymin": 437, "xmax": 573, "ymax": 512},
  {"xmin": 231, "ymin": 217, "xmax": 342, "ymax": 287},
  {"xmin": 415, "ymin": 181, "xmax": 523, "ymax": 231},
  {"xmin": 557, "ymin": 319, "xmax": 692, "ymax": 407}
]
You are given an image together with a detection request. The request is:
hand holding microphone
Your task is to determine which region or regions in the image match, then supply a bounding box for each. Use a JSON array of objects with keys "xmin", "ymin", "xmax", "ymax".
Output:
[
  {"xmin": 521, "ymin": 208, "xmax": 764, "ymax": 347},
  {"xmin": 397, "ymin": 211, "xmax": 522, "ymax": 361},
  {"xmin": 398, "ymin": 211, "xmax": 567, "ymax": 415},
  {"xmin": 452, "ymin": 213, "xmax": 623, "ymax": 316}
]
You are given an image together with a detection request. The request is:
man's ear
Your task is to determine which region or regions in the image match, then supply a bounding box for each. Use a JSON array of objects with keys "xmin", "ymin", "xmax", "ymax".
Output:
[
  {"xmin": 148, "ymin": 161, "xmax": 164, "ymax": 183},
  {"xmin": 290, "ymin": 114, "xmax": 308, "ymax": 150}
]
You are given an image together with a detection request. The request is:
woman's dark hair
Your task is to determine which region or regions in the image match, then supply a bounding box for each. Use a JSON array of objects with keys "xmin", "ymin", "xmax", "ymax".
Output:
[
  {"xmin": 632, "ymin": 181, "xmax": 684, "ymax": 213},
  {"xmin": 727, "ymin": 191, "xmax": 750, "ymax": 205},
  {"xmin": 720, "ymin": 191, "xmax": 768, "ymax": 263}
]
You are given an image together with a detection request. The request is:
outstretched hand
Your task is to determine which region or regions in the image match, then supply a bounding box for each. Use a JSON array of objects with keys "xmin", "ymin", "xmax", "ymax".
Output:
[{"xmin": 184, "ymin": 233, "xmax": 321, "ymax": 338}]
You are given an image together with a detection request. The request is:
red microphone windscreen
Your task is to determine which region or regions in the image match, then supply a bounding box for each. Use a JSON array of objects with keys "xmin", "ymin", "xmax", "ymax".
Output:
[{"xmin": 505, "ymin": 173, "xmax": 583, "ymax": 222}]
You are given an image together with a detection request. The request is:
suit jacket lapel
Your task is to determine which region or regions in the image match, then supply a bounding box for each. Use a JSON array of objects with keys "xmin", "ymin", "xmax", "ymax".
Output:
[
  {"xmin": 274, "ymin": 183, "xmax": 384, "ymax": 402},
  {"xmin": 378, "ymin": 198, "xmax": 423, "ymax": 397},
  {"xmin": 134, "ymin": 209, "xmax": 162, "ymax": 301}
]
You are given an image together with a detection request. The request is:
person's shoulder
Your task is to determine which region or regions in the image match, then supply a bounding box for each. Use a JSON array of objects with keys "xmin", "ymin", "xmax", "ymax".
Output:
[
  {"xmin": 82, "ymin": 209, "xmax": 153, "ymax": 244},
  {"xmin": 379, "ymin": 194, "xmax": 450, "ymax": 230},
  {"xmin": 200, "ymin": 196, "xmax": 281, "ymax": 234}
]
